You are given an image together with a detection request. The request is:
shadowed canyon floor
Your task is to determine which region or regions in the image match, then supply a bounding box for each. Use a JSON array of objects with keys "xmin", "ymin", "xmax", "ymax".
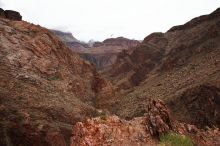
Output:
[{"xmin": 0, "ymin": 7, "xmax": 220, "ymax": 146}]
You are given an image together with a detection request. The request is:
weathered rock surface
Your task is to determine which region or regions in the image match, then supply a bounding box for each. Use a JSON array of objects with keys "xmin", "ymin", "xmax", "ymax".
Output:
[
  {"xmin": 71, "ymin": 116, "xmax": 157, "ymax": 146},
  {"xmin": 146, "ymin": 100, "xmax": 220, "ymax": 146},
  {"xmin": 169, "ymin": 82, "xmax": 220, "ymax": 128},
  {"xmin": 71, "ymin": 100, "xmax": 220, "ymax": 146},
  {"xmin": 0, "ymin": 8, "xmax": 22, "ymax": 21},
  {"xmin": 146, "ymin": 99, "xmax": 173, "ymax": 137},
  {"xmin": 0, "ymin": 16, "xmax": 113, "ymax": 145}
]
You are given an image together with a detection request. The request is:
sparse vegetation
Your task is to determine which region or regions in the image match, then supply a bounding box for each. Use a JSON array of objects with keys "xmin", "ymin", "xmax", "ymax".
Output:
[
  {"xmin": 93, "ymin": 110, "xmax": 107, "ymax": 120},
  {"xmin": 48, "ymin": 75, "xmax": 60, "ymax": 81},
  {"xmin": 159, "ymin": 132, "xmax": 193, "ymax": 146}
]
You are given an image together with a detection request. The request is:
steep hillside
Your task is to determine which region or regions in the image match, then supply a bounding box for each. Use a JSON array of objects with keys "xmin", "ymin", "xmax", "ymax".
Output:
[
  {"xmin": 100, "ymin": 8, "xmax": 220, "ymax": 126},
  {"xmin": 102, "ymin": 32, "xmax": 167, "ymax": 88},
  {"xmin": 0, "ymin": 10, "xmax": 113, "ymax": 146},
  {"xmin": 1, "ymin": 6, "xmax": 220, "ymax": 146}
]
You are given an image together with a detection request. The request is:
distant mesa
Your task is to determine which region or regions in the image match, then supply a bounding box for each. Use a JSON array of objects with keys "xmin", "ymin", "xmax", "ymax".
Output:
[
  {"xmin": 0, "ymin": 8, "xmax": 22, "ymax": 21},
  {"xmin": 51, "ymin": 29, "xmax": 79, "ymax": 43},
  {"xmin": 51, "ymin": 29, "xmax": 90, "ymax": 52},
  {"xmin": 52, "ymin": 30, "xmax": 140, "ymax": 69}
]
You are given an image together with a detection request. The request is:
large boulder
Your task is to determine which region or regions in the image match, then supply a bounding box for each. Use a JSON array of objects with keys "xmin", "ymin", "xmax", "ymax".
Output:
[
  {"xmin": 71, "ymin": 116, "xmax": 157, "ymax": 146},
  {"xmin": 145, "ymin": 99, "xmax": 173, "ymax": 137},
  {"xmin": 4, "ymin": 10, "xmax": 22, "ymax": 21},
  {"xmin": 0, "ymin": 8, "xmax": 22, "ymax": 21}
]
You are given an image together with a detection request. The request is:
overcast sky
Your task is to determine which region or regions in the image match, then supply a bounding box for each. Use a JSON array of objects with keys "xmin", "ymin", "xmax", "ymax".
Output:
[{"xmin": 1, "ymin": 0, "xmax": 220, "ymax": 42}]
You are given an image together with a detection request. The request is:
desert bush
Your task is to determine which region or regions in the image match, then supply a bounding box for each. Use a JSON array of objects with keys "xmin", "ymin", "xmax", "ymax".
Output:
[{"xmin": 159, "ymin": 132, "xmax": 193, "ymax": 146}]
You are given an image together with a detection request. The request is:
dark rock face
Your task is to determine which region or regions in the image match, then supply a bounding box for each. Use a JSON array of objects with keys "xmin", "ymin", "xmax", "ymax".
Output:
[
  {"xmin": 4, "ymin": 10, "xmax": 22, "ymax": 21},
  {"xmin": 0, "ymin": 8, "xmax": 5, "ymax": 18},
  {"xmin": 0, "ymin": 8, "xmax": 22, "ymax": 21},
  {"xmin": 169, "ymin": 83, "xmax": 220, "ymax": 128}
]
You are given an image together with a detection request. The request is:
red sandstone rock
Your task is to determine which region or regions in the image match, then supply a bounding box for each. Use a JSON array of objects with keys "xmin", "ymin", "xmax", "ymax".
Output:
[
  {"xmin": 71, "ymin": 99, "xmax": 220, "ymax": 146},
  {"xmin": 146, "ymin": 99, "xmax": 173, "ymax": 137},
  {"xmin": 71, "ymin": 116, "xmax": 157, "ymax": 146}
]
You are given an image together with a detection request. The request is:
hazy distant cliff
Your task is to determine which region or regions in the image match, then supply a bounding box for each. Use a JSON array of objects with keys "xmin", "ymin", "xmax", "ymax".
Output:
[{"xmin": 52, "ymin": 30, "xmax": 140, "ymax": 69}]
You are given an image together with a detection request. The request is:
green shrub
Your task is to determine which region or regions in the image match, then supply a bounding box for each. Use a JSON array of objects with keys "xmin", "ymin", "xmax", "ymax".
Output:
[{"xmin": 159, "ymin": 132, "xmax": 193, "ymax": 146}]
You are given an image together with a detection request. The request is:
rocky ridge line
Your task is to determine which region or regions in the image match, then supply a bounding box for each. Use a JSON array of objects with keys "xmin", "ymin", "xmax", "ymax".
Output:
[{"xmin": 0, "ymin": 8, "xmax": 22, "ymax": 21}]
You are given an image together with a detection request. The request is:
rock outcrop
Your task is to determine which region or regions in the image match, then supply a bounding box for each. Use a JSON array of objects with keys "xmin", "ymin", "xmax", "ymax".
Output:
[
  {"xmin": 71, "ymin": 100, "xmax": 220, "ymax": 146},
  {"xmin": 71, "ymin": 116, "xmax": 157, "ymax": 146},
  {"xmin": 146, "ymin": 99, "xmax": 173, "ymax": 137},
  {"xmin": 0, "ymin": 8, "xmax": 22, "ymax": 21},
  {"xmin": 169, "ymin": 83, "xmax": 220, "ymax": 128}
]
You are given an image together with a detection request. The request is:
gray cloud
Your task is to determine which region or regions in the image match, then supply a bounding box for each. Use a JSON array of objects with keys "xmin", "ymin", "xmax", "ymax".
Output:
[
  {"xmin": 0, "ymin": 0, "xmax": 4, "ymax": 7},
  {"xmin": 2, "ymin": 0, "xmax": 220, "ymax": 42}
]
